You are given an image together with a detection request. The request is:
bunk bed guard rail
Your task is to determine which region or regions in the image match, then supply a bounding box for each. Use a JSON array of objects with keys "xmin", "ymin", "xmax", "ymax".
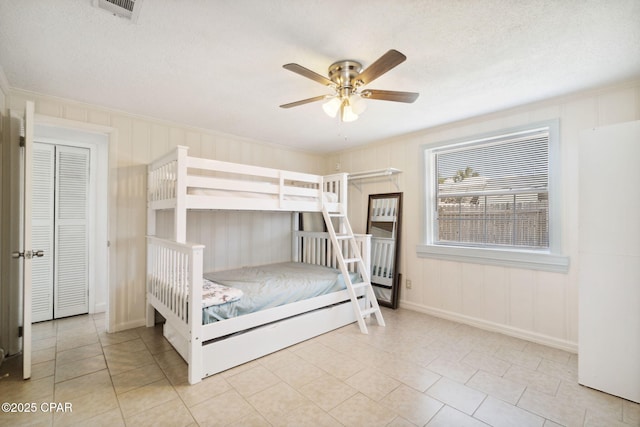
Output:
[
  {"xmin": 146, "ymin": 236, "xmax": 204, "ymax": 336},
  {"xmin": 147, "ymin": 145, "xmax": 348, "ymax": 212}
]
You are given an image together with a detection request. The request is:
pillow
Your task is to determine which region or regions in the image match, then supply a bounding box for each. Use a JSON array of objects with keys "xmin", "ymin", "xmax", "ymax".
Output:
[{"xmin": 201, "ymin": 279, "xmax": 243, "ymax": 308}]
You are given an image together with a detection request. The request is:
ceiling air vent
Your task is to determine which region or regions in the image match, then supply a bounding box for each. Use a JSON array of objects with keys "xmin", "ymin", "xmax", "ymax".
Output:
[{"xmin": 94, "ymin": 0, "xmax": 143, "ymax": 22}]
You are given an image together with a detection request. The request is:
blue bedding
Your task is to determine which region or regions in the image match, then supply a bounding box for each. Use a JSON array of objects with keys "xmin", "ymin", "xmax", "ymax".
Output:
[{"xmin": 202, "ymin": 262, "xmax": 358, "ymax": 323}]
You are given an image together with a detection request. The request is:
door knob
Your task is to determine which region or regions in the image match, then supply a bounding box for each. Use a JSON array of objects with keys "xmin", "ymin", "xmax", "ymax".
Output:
[{"xmin": 11, "ymin": 250, "xmax": 44, "ymax": 259}]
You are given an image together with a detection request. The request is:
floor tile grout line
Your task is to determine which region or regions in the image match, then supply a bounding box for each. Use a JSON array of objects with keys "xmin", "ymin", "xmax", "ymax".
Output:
[{"xmin": 469, "ymin": 393, "xmax": 490, "ymax": 425}]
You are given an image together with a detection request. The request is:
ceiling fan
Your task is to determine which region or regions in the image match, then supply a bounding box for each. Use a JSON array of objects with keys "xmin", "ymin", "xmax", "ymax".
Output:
[{"xmin": 280, "ymin": 49, "xmax": 419, "ymax": 122}]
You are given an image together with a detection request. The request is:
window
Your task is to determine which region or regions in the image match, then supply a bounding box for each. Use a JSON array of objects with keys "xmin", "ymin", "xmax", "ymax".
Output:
[
  {"xmin": 436, "ymin": 129, "xmax": 549, "ymax": 248},
  {"xmin": 418, "ymin": 120, "xmax": 569, "ymax": 272}
]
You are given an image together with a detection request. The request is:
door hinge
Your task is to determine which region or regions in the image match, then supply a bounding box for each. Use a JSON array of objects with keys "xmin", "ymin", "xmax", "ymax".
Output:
[
  {"xmin": 19, "ymin": 136, "xmax": 25, "ymax": 147},
  {"xmin": 18, "ymin": 326, "xmax": 23, "ymax": 338}
]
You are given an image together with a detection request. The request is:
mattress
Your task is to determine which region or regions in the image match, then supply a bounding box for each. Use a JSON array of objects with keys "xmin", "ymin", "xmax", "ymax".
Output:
[{"xmin": 202, "ymin": 262, "xmax": 358, "ymax": 323}]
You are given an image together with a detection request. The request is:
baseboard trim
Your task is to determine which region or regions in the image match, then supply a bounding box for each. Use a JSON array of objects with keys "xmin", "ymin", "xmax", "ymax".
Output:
[
  {"xmin": 92, "ymin": 303, "xmax": 107, "ymax": 314},
  {"xmin": 399, "ymin": 301, "xmax": 578, "ymax": 354},
  {"xmin": 113, "ymin": 318, "xmax": 146, "ymax": 333},
  {"xmin": 113, "ymin": 308, "xmax": 579, "ymax": 353}
]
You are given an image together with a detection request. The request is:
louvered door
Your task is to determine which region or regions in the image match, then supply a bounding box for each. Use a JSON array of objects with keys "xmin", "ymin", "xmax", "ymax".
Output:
[
  {"xmin": 54, "ymin": 146, "xmax": 90, "ymax": 318},
  {"xmin": 31, "ymin": 143, "xmax": 90, "ymax": 321},
  {"xmin": 31, "ymin": 143, "xmax": 55, "ymax": 322}
]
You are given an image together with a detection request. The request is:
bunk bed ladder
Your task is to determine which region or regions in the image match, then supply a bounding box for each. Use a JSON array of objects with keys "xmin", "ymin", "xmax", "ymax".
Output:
[{"xmin": 322, "ymin": 205, "xmax": 385, "ymax": 334}]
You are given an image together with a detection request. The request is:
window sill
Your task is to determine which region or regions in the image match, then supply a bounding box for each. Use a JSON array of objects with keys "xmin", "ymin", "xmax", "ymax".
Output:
[{"xmin": 416, "ymin": 244, "xmax": 570, "ymax": 273}]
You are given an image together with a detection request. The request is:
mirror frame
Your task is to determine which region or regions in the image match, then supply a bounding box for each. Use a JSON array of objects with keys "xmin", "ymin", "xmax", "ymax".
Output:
[{"xmin": 366, "ymin": 192, "xmax": 402, "ymax": 309}]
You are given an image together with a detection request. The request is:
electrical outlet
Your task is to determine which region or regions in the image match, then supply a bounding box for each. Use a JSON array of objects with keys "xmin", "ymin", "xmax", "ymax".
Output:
[
  {"xmin": 406, "ymin": 279, "xmax": 412, "ymax": 289},
  {"xmin": 335, "ymin": 162, "xmax": 341, "ymax": 171}
]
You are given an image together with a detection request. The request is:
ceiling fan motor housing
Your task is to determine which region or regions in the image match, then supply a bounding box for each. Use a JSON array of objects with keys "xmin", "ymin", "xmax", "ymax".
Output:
[{"xmin": 328, "ymin": 60, "xmax": 362, "ymax": 97}]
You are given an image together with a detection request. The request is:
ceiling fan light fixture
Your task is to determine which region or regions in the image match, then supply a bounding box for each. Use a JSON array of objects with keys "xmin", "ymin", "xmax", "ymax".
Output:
[
  {"xmin": 322, "ymin": 97, "xmax": 341, "ymax": 118},
  {"xmin": 340, "ymin": 103, "xmax": 358, "ymax": 122},
  {"xmin": 349, "ymin": 94, "xmax": 367, "ymax": 115}
]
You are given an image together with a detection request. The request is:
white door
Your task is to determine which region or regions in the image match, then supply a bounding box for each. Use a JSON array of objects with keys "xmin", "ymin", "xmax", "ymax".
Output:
[
  {"xmin": 579, "ymin": 120, "xmax": 640, "ymax": 403},
  {"xmin": 31, "ymin": 143, "xmax": 55, "ymax": 322},
  {"xmin": 54, "ymin": 145, "xmax": 90, "ymax": 318},
  {"xmin": 31, "ymin": 143, "xmax": 90, "ymax": 321},
  {"xmin": 17, "ymin": 101, "xmax": 37, "ymax": 379}
]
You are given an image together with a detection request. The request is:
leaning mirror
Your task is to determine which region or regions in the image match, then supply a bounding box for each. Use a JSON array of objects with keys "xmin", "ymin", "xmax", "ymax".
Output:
[{"xmin": 366, "ymin": 192, "xmax": 402, "ymax": 309}]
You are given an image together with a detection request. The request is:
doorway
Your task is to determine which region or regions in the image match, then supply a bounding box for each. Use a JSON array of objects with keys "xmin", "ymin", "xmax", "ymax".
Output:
[
  {"xmin": 1, "ymin": 105, "xmax": 112, "ymax": 378},
  {"xmin": 33, "ymin": 122, "xmax": 110, "ymax": 323},
  {"xmin": 32, "ymin": 142, "xmax": 91, "ymax": 322}
]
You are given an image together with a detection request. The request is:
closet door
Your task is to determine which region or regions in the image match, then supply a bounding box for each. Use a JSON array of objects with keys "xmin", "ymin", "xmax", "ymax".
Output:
[
  {"xmin": 579, "ymin": 121, "xmax": 640, "ymax": 403},
  {"xmin": 31, "ymin": 143, "xmax": 55, "ymax": 323},
  {"xmin": 54, "ymin": 146, "xmax": 90, "ymax": 318}
]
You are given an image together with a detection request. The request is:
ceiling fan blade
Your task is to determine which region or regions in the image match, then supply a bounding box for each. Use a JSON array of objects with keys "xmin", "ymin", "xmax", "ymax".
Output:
[
  {"xmin": 283, "ymin": 63, "xmax": 334, "ymax": 87},
  {"xmin": 361, "ymin": 89, "xmax": 419, "ymax": 103},
  {"xmin": 279, "ymin": 95, "xmax": 328, "ymax": 109},
  {"xmin": 355, "ymin": 49, "xmax": 407, "ymax": 86}
]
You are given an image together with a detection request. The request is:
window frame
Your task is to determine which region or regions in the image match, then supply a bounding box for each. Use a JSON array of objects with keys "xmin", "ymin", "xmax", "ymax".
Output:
[{"xmin": 417, "ymin": 120, "xmax": 569, "ymax": 273}]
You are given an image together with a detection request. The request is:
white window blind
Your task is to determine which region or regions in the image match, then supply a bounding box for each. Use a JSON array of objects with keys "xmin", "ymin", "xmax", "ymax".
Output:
[{"xmin": 434, "ymin": 128, "xmax": 550, "ymax": 249}]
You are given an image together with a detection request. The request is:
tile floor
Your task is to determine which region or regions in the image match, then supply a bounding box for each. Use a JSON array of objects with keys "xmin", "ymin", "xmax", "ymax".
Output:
[{"xmin": 0, "ymin": 308, "xmax": 638, "ymax": 426}]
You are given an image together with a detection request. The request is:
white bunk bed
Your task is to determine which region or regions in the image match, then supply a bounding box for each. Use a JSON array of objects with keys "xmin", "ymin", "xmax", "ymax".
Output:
[{"xmin": 146, "ymin": 146, "xmax": 376, "ymax": 384}]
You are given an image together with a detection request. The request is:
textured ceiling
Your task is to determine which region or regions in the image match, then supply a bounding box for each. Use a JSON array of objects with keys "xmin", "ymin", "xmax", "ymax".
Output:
[{"xmin": 1, "ymin": 0, "xmax": 639, "ymax": 152}]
